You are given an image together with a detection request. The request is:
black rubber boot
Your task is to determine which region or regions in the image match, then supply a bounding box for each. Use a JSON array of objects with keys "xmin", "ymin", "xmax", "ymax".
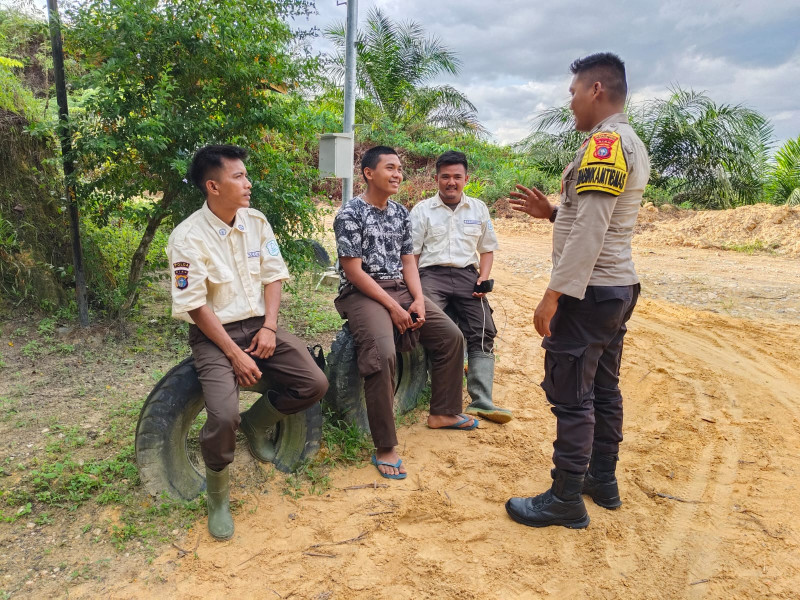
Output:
[
  {"xmin": 582, "ymin": 452, "xmax": 622, "ymax": 510},
  {"xmin": 239, "ymin": 391, "xmax": 286, "ymax": 463},
  {"xmin": 505, "ymin": 469, "xmax": 590, "ymax": 529}
]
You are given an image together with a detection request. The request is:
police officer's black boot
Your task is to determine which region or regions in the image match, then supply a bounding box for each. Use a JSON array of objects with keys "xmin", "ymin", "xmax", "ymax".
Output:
[
  {"xmin": 505, "ymin": 469, "xmax": 590, "ymax": 529},
  {"xmin": 239, "ymin": 390, "xmax": 286, "ymax": 463},
  {"xmin": 582, "ymin": 452, "xmax": 622, "ymax": 509}
]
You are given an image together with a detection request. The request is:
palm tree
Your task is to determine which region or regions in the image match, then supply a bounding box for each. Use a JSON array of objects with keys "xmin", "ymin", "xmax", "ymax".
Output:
[
  {"xmin": 517, "ymin": 105, "xmax": 584, "ymax": 175},
  {"xmin": 642, "ymin": 88, "xmax": 773, "ymax": 208},
  {"xmin": 766, "ymin": 136, "xmax": 800, "ymax": 205},
  {"xmin": 323, "ymin": 8, "xmax": 484, "ymax": 135},
  {"xmin": 517, "ymin": 101, "xmax": 647, "ymax": 177}
]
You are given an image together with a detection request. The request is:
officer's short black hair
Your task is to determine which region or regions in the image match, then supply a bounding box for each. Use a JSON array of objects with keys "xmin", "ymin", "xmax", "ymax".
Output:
[
  {"xmin": 570, "ymin": 53, "xmax": 627, "ymax": 103},
  {"xmin": 435, "ymin": 150, "xmax": 468, "ymax": 174},
  {"xmin": 361, "ymin": 146, "xmax": 399, "ymax": 182},
  {"xmin": 189, "ymin": 144, "xmax": 249, "ymax": 196}
]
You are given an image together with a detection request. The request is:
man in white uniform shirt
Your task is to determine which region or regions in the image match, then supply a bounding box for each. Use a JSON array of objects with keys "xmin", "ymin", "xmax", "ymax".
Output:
[
  {"xmin": 410, "ymin": 151, "xmax": 513, "ymax": 423},
  {"xmin": 167, "ymin": 145, "xmax": 328, "ymax": 540}
]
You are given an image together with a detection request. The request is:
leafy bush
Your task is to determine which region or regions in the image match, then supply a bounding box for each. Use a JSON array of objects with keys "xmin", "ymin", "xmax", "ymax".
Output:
[{"xmin": 80, "ymin": 216, "xmax": 170, "ymax": 315}]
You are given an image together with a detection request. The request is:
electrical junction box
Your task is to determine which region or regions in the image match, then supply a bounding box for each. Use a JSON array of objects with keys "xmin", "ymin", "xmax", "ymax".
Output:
[{"xmin": 319, "ymin": 133, "xmax": 354, "ymax": 178}]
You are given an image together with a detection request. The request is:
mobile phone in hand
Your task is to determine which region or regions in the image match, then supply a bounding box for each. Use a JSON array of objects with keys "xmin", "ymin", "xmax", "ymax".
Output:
[{"xmin": 474, "ymin": 279, "xmax": 494, "ymax": 293}]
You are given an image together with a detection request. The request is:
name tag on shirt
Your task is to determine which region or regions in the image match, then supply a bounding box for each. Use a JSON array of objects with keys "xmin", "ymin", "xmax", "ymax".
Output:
[{"xmin": 463, "ymin": 219, "xmax": 481, "ymax": 225}]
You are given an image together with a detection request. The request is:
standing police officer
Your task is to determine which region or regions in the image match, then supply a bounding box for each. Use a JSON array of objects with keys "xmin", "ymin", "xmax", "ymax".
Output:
[
  {"xmin": 410, "ymin": 151, "xmax": 512, "ymax": 423},
  {"xmin": 505, "ymin": 53, "xmax": 650, "ymax": 528}
]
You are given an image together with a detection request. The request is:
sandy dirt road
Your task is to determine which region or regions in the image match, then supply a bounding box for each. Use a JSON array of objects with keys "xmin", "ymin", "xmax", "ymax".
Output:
[{"xmin": 94, "ymin": 224, "xmax": 800, "ymax": 600}]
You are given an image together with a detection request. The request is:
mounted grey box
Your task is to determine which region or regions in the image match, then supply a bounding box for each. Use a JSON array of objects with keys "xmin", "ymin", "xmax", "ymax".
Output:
[{"xmin": 318, "ymin": 133, "xmax": 354, "ymax": 178}]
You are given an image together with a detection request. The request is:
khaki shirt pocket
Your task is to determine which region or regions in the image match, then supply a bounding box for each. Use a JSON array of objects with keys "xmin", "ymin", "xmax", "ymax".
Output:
[
  {"xmin": 430, "ymin": 225, "xmax": 447, "ymax": 238},
  {"xmin": 462, "ymin": 225, "xmax": 482, "ymax": 237},
  {"xmin": 207, "ymin": 265, "xmax": 235, "ymax": 310},
  {"xmin": 561, "ymin": 162, "xmax": 576, "ymax": 206}
]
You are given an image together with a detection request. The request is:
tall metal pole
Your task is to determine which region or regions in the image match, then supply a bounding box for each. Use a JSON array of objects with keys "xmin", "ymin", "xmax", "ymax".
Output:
[
  {"xmin": 46, "ymin": 0, "xmax": 89, "ymax": 326},
  {"xmin": 341, "ymin": 0, "xmax": 358, "ymax": 205}
]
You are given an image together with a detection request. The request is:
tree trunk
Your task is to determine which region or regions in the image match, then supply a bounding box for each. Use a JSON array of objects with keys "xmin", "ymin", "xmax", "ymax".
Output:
[{"xmin": 118, "ymin": 191, "xmax": 175, "ymax": 319}]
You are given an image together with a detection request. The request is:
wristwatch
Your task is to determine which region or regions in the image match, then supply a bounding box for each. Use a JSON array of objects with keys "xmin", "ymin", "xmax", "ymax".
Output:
[{"xmin": 548, "ymin": 206, "xmax": 558, "ymax": 223}]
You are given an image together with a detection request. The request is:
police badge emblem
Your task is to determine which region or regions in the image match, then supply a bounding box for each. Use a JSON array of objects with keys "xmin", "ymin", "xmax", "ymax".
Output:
[{"xmin": 174, "ymin": 269, "xmax": 189, "ymax": 289}]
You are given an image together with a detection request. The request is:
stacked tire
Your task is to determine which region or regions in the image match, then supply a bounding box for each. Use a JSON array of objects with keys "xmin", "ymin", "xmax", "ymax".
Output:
[
  {"xmin": 325, "ymin": 323, "xmax": 429, "ymax": 433},
  {"xmin": 135, "ymin": 357, "xmax": 322, "ymax": 500}
]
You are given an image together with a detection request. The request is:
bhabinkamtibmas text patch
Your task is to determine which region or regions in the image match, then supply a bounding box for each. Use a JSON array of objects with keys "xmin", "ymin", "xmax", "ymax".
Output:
[{"xmin": 576, "ymin": 131, "xmax": 628, "ymax": 196}]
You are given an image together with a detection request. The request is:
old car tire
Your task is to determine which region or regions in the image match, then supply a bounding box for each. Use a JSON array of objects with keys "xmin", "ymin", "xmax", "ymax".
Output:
[
  {"xmin": 135, "ymin": 357, "xmax": 322, "ymax": 500},
  {"xmin": 325, "ymin": 323, "xmax": 429, "ymax": 433}
]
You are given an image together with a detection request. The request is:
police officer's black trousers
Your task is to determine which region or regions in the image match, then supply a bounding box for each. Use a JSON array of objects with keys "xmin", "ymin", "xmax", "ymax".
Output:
[{"xmin": 540, "ymin": 284, "xmax": 640, "ymax": 473}]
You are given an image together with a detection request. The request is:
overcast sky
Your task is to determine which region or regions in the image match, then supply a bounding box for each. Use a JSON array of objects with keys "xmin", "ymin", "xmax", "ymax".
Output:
[{"xmin": 296, "ymin": 0, "xmax": 800, "ymax": 148}]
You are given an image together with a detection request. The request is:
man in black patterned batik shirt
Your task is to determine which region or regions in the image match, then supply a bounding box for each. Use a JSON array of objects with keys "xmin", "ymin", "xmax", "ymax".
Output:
[{"xmin": 333, "ymin": 146, "xmax": 477, "ymax": 481}]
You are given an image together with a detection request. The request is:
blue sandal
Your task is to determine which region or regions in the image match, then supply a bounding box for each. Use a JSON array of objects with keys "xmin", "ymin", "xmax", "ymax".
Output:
[
  {"xmin": 432, "ymin": 414, "xmax": 479, "ymax": 431},
  {"xmin": 371, "ymin": 455, "xmax": 407, "ymax": 480}
]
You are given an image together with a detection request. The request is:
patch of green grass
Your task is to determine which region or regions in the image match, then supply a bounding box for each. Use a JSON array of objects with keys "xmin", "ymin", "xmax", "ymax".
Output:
[
  {"xmin": 37, "ymin": 316, "xmax": 57, "ymax": 337},
  {"xmin": 44, "ymin": 425, "xmax": 88, "ymax": 454},
  {"xmin": 34, "ymin": 511, "xmax": 53, "ymax": 526},
  {"xmin": 283, "ymin": 460, "xmax": 330, "ymax": 498},
  {"xmin": 57, "ymin": 343, "xmax": 75, "ymax": 354},
  {"xmin": 20, "ymin": 340, "xmax": 45, "ymax": 358},
  {"xmin": 0, "ymin": 396, "xmax": 17, "ymax": 422},
  {"xmin": 322, "ymin": 407, "xmax": 372, "ymax": 465},
  {"xmin": 282, "ymin": 273, "xmax": 343, "ymax": 339},
  {"xmin": 722, "ymin": 240, "xmax": 779, "ymax": 254},
  {"xmin": 3, "ymin": 445, "xmax": 139, "ymax": 512},
  {"xmin": 395, "ymin": 385, "xmax": 431, "ymax": 428}
]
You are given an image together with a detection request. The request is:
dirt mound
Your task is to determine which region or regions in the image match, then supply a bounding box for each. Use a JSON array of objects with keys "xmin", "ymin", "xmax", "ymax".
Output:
[
  {"xmin": 636, "ymin": 203, "xmax": 800, "ymax": 257},
  {"xmin": 493, "ymin": 200, "xmax": 800, "ymax": 257}
]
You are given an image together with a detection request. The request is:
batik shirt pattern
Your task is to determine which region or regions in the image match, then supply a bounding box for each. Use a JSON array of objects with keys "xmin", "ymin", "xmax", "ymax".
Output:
[{"xmin": 333, "ymin": 196, "xmax": 413, "ymax": 292}]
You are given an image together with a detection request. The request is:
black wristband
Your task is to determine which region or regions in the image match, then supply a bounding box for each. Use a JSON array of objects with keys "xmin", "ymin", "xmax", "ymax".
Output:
[
  {"xmin": 261, "ymin": 325, "xmax": 277, "ymax": 333},
  {"xmin": 548, "ymin": 206, "xmax": 558, "ymax": 223}
]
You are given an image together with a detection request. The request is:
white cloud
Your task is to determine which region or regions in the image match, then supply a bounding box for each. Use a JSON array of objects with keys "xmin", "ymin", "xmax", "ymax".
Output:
[{"xmin": 305, "ymin": 0, "xmax": 800, "ymax": 146}]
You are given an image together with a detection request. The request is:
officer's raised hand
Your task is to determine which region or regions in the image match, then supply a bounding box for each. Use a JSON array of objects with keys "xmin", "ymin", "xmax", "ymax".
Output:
[{"xmin": 509, "ymin": 184, "xmax": 555, "ymax": 219}]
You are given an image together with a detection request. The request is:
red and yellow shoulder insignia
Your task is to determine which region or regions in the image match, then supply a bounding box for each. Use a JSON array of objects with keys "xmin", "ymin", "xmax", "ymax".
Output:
[{"xmin": 576, "ymin": 131, "xmax": 628, "ymax": 196}]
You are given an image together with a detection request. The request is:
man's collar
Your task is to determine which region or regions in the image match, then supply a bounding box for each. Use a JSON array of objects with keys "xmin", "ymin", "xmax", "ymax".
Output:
[
  {"xmin": 589, "ymin": 112, "xmax": 629, "ymax": 134},
  {"xmin": 431, "ymin": 192, "xmax": 470, "ymax": 208},
  {"xmin": 202, "ymin": 202, "xmax": 247, "ymax": 236}
]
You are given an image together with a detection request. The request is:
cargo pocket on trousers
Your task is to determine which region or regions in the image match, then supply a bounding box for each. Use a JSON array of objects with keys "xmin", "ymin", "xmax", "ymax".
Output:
[
  {"xmin": 540, "ymin": 340, "xmax": 589, "ymax": 406},
  {"xmin": 355, "ymin": 337, "xmax": 383, "ymax": 378}
]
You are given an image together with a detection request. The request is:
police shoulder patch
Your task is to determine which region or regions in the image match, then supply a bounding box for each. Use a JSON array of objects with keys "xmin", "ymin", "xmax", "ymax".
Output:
[{"xmin": 576, "ymin": 131, "xmax": 628, "ymax": 196}]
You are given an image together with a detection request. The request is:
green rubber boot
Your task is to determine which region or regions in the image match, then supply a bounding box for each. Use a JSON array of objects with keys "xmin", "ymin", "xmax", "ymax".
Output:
[
  {"xmin": 464, "ymin": 352, "xmax": 513, "ymax": 424},
  {"xmin": 205, "ymin": 465, "xmax": 234, "ymax": 540},
  {"xmin": 239, "ymin": 391, "xmax": 286, "ymax": 463}
]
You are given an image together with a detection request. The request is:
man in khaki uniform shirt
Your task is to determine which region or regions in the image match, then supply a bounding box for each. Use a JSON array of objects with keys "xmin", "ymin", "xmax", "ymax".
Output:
[
  {"xmin": 411, "ymin": 150, "xmax": 513, "ymax": 423},
  {"xmin": 167, "ymin": 144, "xmax": 328, "ymax": 540},
  {"xmin": 505, "ymin": 53, "xmax": 649, "ymax": 529}
]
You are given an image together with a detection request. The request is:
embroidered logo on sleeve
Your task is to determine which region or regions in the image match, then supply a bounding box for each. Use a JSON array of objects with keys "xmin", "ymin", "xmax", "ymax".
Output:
[
  {"xmin": 266, "ymin": 240, "xmax": 280, "ymax": 256},
  {"xmin": 576, "ymin": 131, "xmax": 628, "ymax": 196},
  {"xmin": 174, "ymin": 270, "xmax": 189, "ymax": 289}
]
